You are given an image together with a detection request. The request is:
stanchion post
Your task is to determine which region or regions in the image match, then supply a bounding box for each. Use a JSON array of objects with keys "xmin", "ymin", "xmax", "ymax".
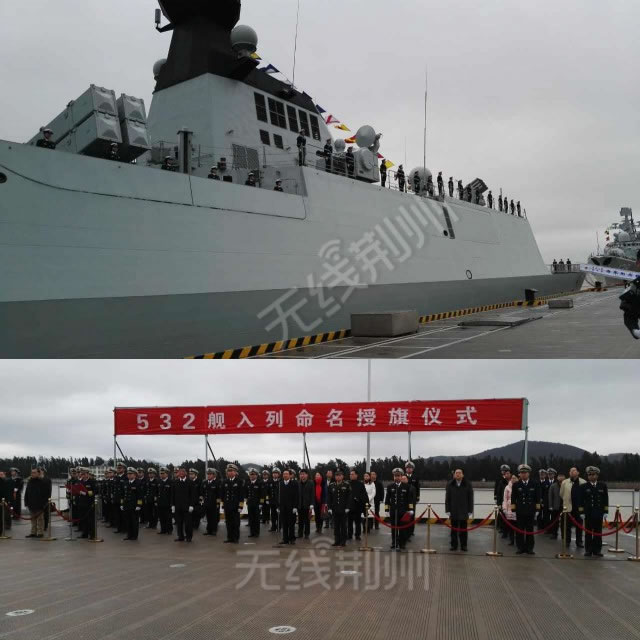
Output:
[
  {"xmin": 486, "ymin": 506, "xmax": 503, "ymax": 557},
  {"xmin": 420, "ymin": 505, "xmax": 436, "ymax": 554},
  {"xmin": 628, "ymin": 509, "xmax": 639, "ymax": 562},
  {"xmin": 89, "ymin": 496, "xmax": 104, "ymax": 543},
  {"xmin": 41, "ymin": 499, "xmax": 57, "ymax": 542},
  {"xmin": 0, "ymin": 499, "xmax": 11, "ymax": 540},
  {"xmin": 556, "ymin": 509, "xmax": 573, "ymax": 559},
  {"xmin": 608, "ymin": 505, "xmax": 625, "ymax": 554},
  {"xmin": 359, "ymin": 506, "xmax": 372, "ymax": 552}
]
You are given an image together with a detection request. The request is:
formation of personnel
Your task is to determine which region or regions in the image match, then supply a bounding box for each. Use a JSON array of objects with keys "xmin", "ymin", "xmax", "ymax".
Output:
[
  {"xmin": 495, "ymin": 464, "xmax": 610, "ymax": 556},
  {"xmin": 551, "ymin": 258, "xmax": 573, "ymax": 272}
]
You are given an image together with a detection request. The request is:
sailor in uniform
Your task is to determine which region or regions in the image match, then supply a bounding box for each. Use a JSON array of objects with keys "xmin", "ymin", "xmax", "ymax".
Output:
[
  {"xmin": 385, "ymin": 468, "xmax": 415, "ymax": 551},
  {"xmin": 345, "ymin": 147, "xmax": 355, "ymax": 178},
  {"xmin": 144, "ymin": 468, "xmax": 159, "ymax": 530},
  {"xmin": 273, "ymin": 179, "xmax": 283, "ymax": 192},
  {"xmin": 327, "ymin": 469, "xmax": 350, "ymax": 547},
  {"xmin": 413, "ymin": 171, "xmax": 421, "ymax": 196},
  {"xmin": 580, "ymin": 466, "xmax": 608, "ymax": 557},
  {"xmin": 156, "ymin": 467, "xmax": 173, "ymax": 535},
  {"xmin": 510, "ymin": 199, "xmax": 515, "ymax": 215},
  {"xmin": 36, "ymin": 128, "xmax": 56, "ymax": 150},
  {"xmin": 260, "ymin": 469, "xmax": 271, "ymax": 524},
  {"xmin": 9, "ymin": 467, "xmax": 23, "ymax": 521},
  {"xmin": 245, "ymin": 172, "xmax": 256, "ymax": 187},
  {"xmin": 510, "ymin": 464, "xmax": 540, "ymax": 555},
  {"xmin": 200, "ymin": 468, "xmax": 220, "ymax": 536},
  {"xmin": 324, "ymin": 138, "xmax": 333, "ymax": 172},
  {"xmin": 448, "ymin": 176, "xmax": 454, "ymax": 197},
  {"xmin": 380, "ymin": 159, "xmax": 387, "ymax": 187},
  {"xmin": 457, "ymin": 180, "xmax": 464, "ymax": 200},
  {"xmin": 487, "ymin": 191, "xmax": 493, "ymax": 209},
  {"xmin": 121, "ymin": 467, "xmax": 143, "ymax": 541},
  {"xmin": 208, "ymin": 166, "xmax": 220, "ymax": 179},
  {"xmin": 516, "ymin": 201, "xmax": 521, "ymax": 216},
  {"xmin": 498, "ymin": 194, "xmax": 503, "ymax": 212},
  {"xmin": 297, "ymin": 129, "xmax": 307, "ymax": 166},
  {"xmin": 437, "ymin": 171, "xmax": 444, "ymax": 197},
  {"xmin": 396, "ymin": 165, "xmax": 405, "ymax": 192},
  {"xmin": 222, "ymin": 464, "xmax": 244, "ymax": 543},
  {"xmin": 404, "ymin": 461, "xmax": 420, "ymax": 539},
  {"xmin": 268, "ymin": 467, "xmax": 281, "ymax": 531},
  {"xmin": 244, "ymin": 468, "xmax": 263, "ymax": 538}
]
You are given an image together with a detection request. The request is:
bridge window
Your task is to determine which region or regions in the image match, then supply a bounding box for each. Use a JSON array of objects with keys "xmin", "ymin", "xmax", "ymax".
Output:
[
  {"xmin": 274, "ymin": 134, "xmax": 284, "ymax": 149},
  {"xmin": 287, "ymin": 105, "xmax": 299, "ymax": 133},
  {"xmin": 309, "ymin": 115, "xmax": 321, "ymax": 141},
  {"xmin": 298, "ymin": 110, "xmax": 310, "ymax": 136},
  {"xmin": 254, "ymin": 93, "xmax": 267, "ymax": 123},
  {"xmin": 259, "ymin": 130, "xmax": 270, "ymax": 145},
  {"xmin": 268, "ymin": 98, "xmax": 287, "ymax": 129}
]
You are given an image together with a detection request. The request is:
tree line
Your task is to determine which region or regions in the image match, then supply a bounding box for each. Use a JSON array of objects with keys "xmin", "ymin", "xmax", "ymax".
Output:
[{"xmin": 1, "ymin": 451, "xmax": 638, "ymax": 482}]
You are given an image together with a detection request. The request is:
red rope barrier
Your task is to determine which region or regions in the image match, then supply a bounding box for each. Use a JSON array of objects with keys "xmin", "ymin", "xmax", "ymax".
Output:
[
  {"xmin": 568, "ymin": 512, "xmax": 635, "ymax": 537},
  {"xmin": 429, "ymin": 508, "xmax": 494, "ymax": 532},
  {"xmin": 499, "ymin": 510, "xmax": 561, "ymax": 536},
  {"xmin": 370, "ymin": 507, "xmax": 429, "ymax": 530}
]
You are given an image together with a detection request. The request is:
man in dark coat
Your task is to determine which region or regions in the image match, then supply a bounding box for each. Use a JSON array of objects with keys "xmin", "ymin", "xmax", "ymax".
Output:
[
  {"xmin": 244, "ymin": 468, "xmax": 263, "ymax": 538},
  {"xmin": 347, "ymin": 469, "xmax": 368, "ymax": 541},
  {"xmin": 327, "ymin": 469, "xmax": 350, "ymax": 547},
  {"xmin": 536, "ymin": 469, "xmax": 550, "ymax": 529},
  {"xmin": 448, "ymin": 176, "xmax": 454, "ymax": 197},
  {"xmin": 171, "ymin": 466, "xmax": 197, "ymax": 542},
  {"xmin": 370, "ymin": 470, "xmax": 384, "ymax": 530},
  {"xmin": 201, "ymin": 468, "xmax": 220, "ymax": 536},
  {"xmin": 385, "ymin": 468, "xmax": 415, "ymax": 551},
  {"xmin": 380, "ymin": 160, "xmax": 387, "ymax": 187},
  {"xmin": 267, "ymin": 468, "xmax": 281, "ymax": 531},
  {"xmin": 581, "ymin": 466, "xmax": 609, "ymax": 557},
  {"xmin": 297, "ymin": 469, "xmax": 314, "ymax": 540},
  {"xmin": 396, "ymin": 165, "xmax": 405, "ymax": 192},
  {"xmin": 494, "ymin": 465, "xmax": 511, "ymax": 538},
  {"xmin": 24, "ymin": 468, "xmax": 48, "ymax": 538},
  {"xmin": 78, "ymin": 467, "xmax": 97, "ymax": 539},
  {"xmin": 445, "ymin": 469, "xmax": 474, "ymax": 551},
  {"xmin": 156, "ymin": 467, "xmax": 173, "ymax": 535},
  {"xmin": 121, "ymin": 467, "xmax": 143, "ymax": 541},
  {"xmin": 278, "ymin": 469, "xmax": 299, "ymax": 545},
  {"xmin": 404, "ymin": 462, "xmax": 420, "ymax": 539},
  {"xmin": 9, "ymin": 468, "xmax": 23, "ymax": 521},
  {"xmin": 221, "ymin": 464, "xmax": 244, "ymax": 543},
  {"xmin": 260, "ymin": 470, "xmax": 271, "ymax": 524},
  {"xmin": 510, "ymin": 464, "xmax": 541, "ymax": 555},
  {"xmin": 144, "ymin": 468, "xmax": 159, "ymax": 530}
]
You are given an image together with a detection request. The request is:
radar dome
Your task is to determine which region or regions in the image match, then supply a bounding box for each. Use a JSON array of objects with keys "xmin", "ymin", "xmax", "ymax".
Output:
[
  {"xmin": 355, "ymin": 125, "xmax": 377, "ymax": 148},
  {"xmin": 230, "ymin": 25, "xmax": 258, "ymax": 56},
  {"xmin": 334, "ymin": 139, "xmax": 346, "ymax": 152},
  {"xmin": 153, "ymin": 58, "xmax": 167, "ymax": 79}
]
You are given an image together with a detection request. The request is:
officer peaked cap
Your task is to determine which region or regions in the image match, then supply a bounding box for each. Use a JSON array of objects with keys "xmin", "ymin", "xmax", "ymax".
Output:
[
  {"xmin": 500, "ymin": 465, "xmax": 510, "ymax": 472},
  {"xmin": 147, "ymin": 468, "xmax": 157, "ymax": 474},
  {"xmin": 517, "ymin": 464, "xmax": 531, "ymax": 473},
  {"xmin": 335, "ymin": 469, "xmax": 344, "ymax": 476},
  {"xmin": 271, "ymin": 467, "xmax": 281, "ymax": 473},
  {"xmin": 405, "ymin": 461, "xmax": 415, "ymax": 469},
  {"xmin": 189, "ymin": 468, "xmax": 198, "ymax": 474},
  {"xmin": 206, "ymin": 468, "xmax": 217, "ymax": 474},
  {"xmin": 392, "ymin": 467, "xmax": 403, "ymax": 474},
  {"xmin": 538, "ymin": 469, "xmax": 547, "ymax": 474},
  {"xmin": 116, "ymin": 462, "xmax": 126, "ymax": 468},
  {"xmin": 586, "ymin": 466, "xmax": 600, "ymax": 475},
  {"xmin": 547, "ymin": 468, "xmax": 557, "ymax": 475},
  {"xmin": 261, "ymin": 469, "xmax": 270, "ymax": 475},
  {"xmin": 226, "ymin": 464, "xmax": 238, "ymax": 472},
  {"xmin": 248, "ymin": 468, "xmax": 257, "ymax": 475},
  {"xmin": 159, "ymin": 467, "xmax": 168, "ymax": 473},
  {"xmin": 126, "ymin": 467, "xmax": 137, "ymax": 473},
  {"xmin": 10, "ymin": 467, "xmax": 19, "ymax": 472}
]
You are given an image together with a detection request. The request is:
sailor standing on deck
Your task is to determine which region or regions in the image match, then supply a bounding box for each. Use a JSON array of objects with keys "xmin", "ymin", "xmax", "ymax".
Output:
[
  {"xmin": 346, "ymin": 147, "xmax": 355, "ymax": 179},
  {"xmin": 396, "ymin": 165, "xmax": 406, "ymax": 192},
  {"xmin": 324, "ymin": 138, "xmax": 333, "ymax": 172},
  {"xmin": 487, "ymin": 191, "xmax": 493, "ymax": 209},
  {"xmin": 121, "ymin": 467, "xmax": 143, "ymax": 541},
  {"xmin": 510, "ymin": 199, "xmax": 515, "ymax": 215},
  {"xmin": 36, "ymin": 128, "xmax": 56, "ymax": 150},
  {"xmin": 268, "ymin": 467, "xmax": 281, "ymax": 531},
  {"xmin": 188, "ymin": 469, "xmax": 201, "ymax": 530},
  {"xmin": 9, "ymin": 468, "xmax": 23, "ymax": 521},
  {"xmin": 580, "ymin": 466, "xmax": 608, "ymax": 557},
  {"xmin": 510, "ymin": 464, "xmax": 540, "ymax": 555},
  {"xmin": 413, "ymin": 171, "xmax": 421, "ymax": 196},
  {"xmin": 498, "ymin": 194, "xmax": 503, "ymax": 212},
  {"xmin": 222, "ymin": 464, "xmax": 244, "ymax": 544},
  {"xmin": 144, "ymin": 468, "xmax": 159, "ymax": 530},
  {"xmin": 208, "ymin": 166, "xmax": 220, "ymax": 180},
  {"xmin": 448, "ymin": 176, "xmax": 454, "ymax": 197},
  {"xmin": 156, "ymin": 467, "xmax": 173, "ymax": 535},
  {"xmin": 261, "ymin": 469, "xmax": 271, "ymax": 524},
  {"xmin": 171, "ymin": 466, "xmax": 196, "ymax": 543},
  {"xmin": 380, "ymin": 160, "xmax": 387, "ymax": 187},
  {"xmin": 273, "ymin": 179, "xmax": 283, "ymax": 192},
  {"xmin": 245, "ymin": 172, "xmax": 256, "ymax": 187},
  {"xmin": 537, "ymin": 469, "xmax": 550, "ymax": 529},
  {"xmin": 297, "ymin": 129, "xmax": 307, "ymax": 166},
  {"xmin": 437, "ymin": 171, "xmax": 444, "ymax": 197}
]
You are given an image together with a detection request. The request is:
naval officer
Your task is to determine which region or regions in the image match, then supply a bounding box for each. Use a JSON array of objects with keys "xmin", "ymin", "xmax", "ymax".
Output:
[
  {"xmin": 580, "ymin": 466, "xmax": 608, "ymax": 557},
  {"xmin": 36, "ymin": 128, "xmax": 56, "ymax": 150},
  {"xmin": 510, "ymin": 464, "xmax": 540, "ymax": 555},
  {"xmin": 222, "ymin": 464, "xmax": 244, "ymax": 543},
  {"xmin": 380, "ymin": 159, "xmax": 387, "ymax": 187},
  {"xmin": 437, "ymin": 171, "xmax": 444, "ymax": 197},
  {"xmin": 448, "ymin": 176, "xmax": 454, "ymax": 197}
]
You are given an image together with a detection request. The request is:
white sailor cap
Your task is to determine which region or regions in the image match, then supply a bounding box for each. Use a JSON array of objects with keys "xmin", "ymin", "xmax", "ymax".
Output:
[
  {"xmin": 206, "ymin": 468, "xmax": 217, "ymax": 475},
  {"xmin": 517, "ymin": 464, "xmax": 531, "ymax": 473},
  {"xmin": 500, "ymin": 465, "xmax": 511, "ymax": 472},
  {"xmin": 189, "ymin": 468, "xmax": 198, "ymax": 474},
  {"xmin": 147, "ymin": 468, "xmax": 157, "ymax": 475},
  {"xmin": 126, "ymin": 467, "xmax": 137, "ymax": 474},
  {"xmin": 248, "ymin": 468, "xmax": 258, "ymax": 475},
  {"xmin": 405, "ymin": 461, "xmax": 415, "ymax": 469},
  {"xmin": 586, "ymin": 466, "xmax": 600, "ymax": 475},
  {"xmin": 392, "ymin": 467, "xmax": 404, "ymax": 475},
  {"xmin": 226, "ymin": 464, "xmax": 238, "ymax": 472},
  {"xmin": 159, "ymin": 467, "xmax": 169, "ymax": 473},
  {"xmin": 271, "ymin": 467, "xmax": 281, "ymax": 474}
]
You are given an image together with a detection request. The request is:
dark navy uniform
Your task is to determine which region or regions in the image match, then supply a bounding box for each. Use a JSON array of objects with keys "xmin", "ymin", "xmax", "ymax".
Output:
[
  {"xmin": 79, "ymin": 476, "xmax": 97, "ymax": 539},
  {"xmin": 245, "ymin": 476, "xmax": 264, "ymax": 537},
  {"xmin": 413, "ymin": 172, "xmax": 421, "ymax": 195},
  {"xmin": 405, "ymin": 471, "xmax": 420, "ymax": 538},
  {"xmin": 580, "ymin": 479, "xmax": 608, "ymax": 555},
  {"xmin": 327, "ymin": 480, "xmax": 351, "ymax": 546},
  {"xmin": 112, "ymin": 471, "xmax": 127, "ymax": 532},
  {"xmin": 510, "ymin": 479, "xmax": 540, "ymax": 553},
  {"xmin": 144, "ymin": 474, "xmax": 159, "ymax": 529},
  {"xmin": 36, "ymin": 138, "xmax": 56, "ymax": 150},
  {"xmin": 156, "ymin": 475, "xmax": 173, "ymax": 534},
  {"xmin": 324, "ymin": 141, "xmax": 333, "ymax": 172},
  {"xmin": 384, "ymin": 480, "xmax": 416, "ymax": 550},
  {"xmin": 267, "ymin": 475, "xmax": 281, "ymax": 531},
  {"xmin": 278, "ymin": 478, "xmax": 299, "ymax": 544},
  {"xmin": 260, "ymin": 472, "xmax": 271, "ymax": 523},
  {"xmin": 437, "ymin": 173, "xmax": 444, "ymax": 197},
  {"xmin": 222, "ymin": 474, "xmax": 244, "ymax": 543},
  {"xmin": 121, "ymin": 477, "xmax": 143, "ymax": 540},
  {"xmin": 380, "ymin": 161, "xmax": 387, "ymax": 187},
  {"xmin": 345, "ymin": 148, "xmax": 355, "ymax": 178},
  {"xmin": 396, "ymin": 167, "xmax": 405, "ymax": 193},
  {"xmin": 201, "ymin": 476, "xmax": 220, "ymax": 535},
  {"xmin": 448, "ymin": 177, "xmax": 454, "ymax": 197},
  {"xmin": 171, "ymin": 476, "xmax": 197, "ymax": 542}
]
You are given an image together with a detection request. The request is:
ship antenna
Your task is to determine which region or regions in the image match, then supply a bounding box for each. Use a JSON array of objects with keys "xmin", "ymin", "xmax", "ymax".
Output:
[
  {"xmin": 291, "ymin": 0, "xmax": 301, "ymax": 89},
  {"xmin": 423, "ymin": 66, "xmax": 428, "ymax": 181}
]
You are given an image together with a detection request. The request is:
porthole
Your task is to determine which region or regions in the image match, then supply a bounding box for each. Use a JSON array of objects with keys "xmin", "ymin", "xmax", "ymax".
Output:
[
  {"xmin": 0, "ymin": 173, "xmax": 7, "ymax": 184},
  {"xmin": 466, "ymin": 270, "xmax": 473, "ymax": 280}
]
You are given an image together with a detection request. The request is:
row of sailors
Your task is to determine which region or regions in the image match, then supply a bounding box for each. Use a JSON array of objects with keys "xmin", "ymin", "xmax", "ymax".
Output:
[{"xmin": 494, "ymin": 464, "xmax": 610, "ymax": 556}]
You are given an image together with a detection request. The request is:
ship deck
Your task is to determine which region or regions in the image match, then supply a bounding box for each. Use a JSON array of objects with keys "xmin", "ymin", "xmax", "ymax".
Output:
[
  {"xmin": 257, "ymin": 288, "xmax": 639, "ymax": 359},
  {"xmin": 2, "ymin": 516, "xmax": 639, "ymax": 640}
]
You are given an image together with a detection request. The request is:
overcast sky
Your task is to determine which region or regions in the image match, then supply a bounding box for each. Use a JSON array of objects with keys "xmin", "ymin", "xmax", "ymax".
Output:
[
  {"xmin": 1, "ymin": 360, "xmax": 638, "ymax": 466},
  {"xmin": 1, "ymin": 0, "xmax": 638, "ymax": 263}
]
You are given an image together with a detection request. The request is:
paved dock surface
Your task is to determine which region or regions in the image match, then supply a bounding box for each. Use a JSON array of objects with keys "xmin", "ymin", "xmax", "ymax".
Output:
[
  {"xmin": 257, "ymin": 289, "xmax": 638, "ymax": 359},
  {"xmin": 2, "ymin": 517, "xmax": 639, "ymax": 640}
]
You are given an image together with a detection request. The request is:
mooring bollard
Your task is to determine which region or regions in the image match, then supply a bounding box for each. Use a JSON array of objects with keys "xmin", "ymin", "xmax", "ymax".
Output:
[
  {"xmin": 420, "ymin": 505, "xmax": 436, "ymax": 554},
  {"xmin": 41, "ymin": 499, "xmax": 57, "ymax": 542},
  {"xmin": 628, "ymin": 508, "xmax": 639, "ymax": 562},
  {"xmin": 486, "ymin": 506, "xmax": 502, "ymax": 557},
  {"xmin": 0, "ymin": 499, "xmax": 11, "ymax": 540},
  {"xmin": 89, "ymin": 496, "xmax": 104, "ymax": 543},
  {"xmin": 608, "ymin": 505, "xmax": 625, "ymax": 554},
  {"xmin": 556, "ymin": 509, "xmax": 573, "ymax": 559}
]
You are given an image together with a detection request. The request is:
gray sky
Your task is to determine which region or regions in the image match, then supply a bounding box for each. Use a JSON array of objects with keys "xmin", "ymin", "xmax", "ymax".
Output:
[
  {"xmin": 1, "ymin": 0, "xmax": 638, "ymax": 263},
  {"xmin": 1, "ymin": 360, "xmax": 638, "ymax": 465}
]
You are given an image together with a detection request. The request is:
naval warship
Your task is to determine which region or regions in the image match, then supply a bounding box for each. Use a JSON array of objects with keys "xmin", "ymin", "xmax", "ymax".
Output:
[
  {"xmin": 0, "ymin": 0, "xmax": 584, "ymax": 358},
  {"xmin": 586, "ymin": 207, "xmax": 640, "ymax": 286}
]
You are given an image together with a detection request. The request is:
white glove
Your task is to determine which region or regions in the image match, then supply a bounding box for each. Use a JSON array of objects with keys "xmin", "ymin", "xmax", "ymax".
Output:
[
  {"xmin": 292, "ymin": 508, "xmax": 297, "ymax": 514},
  {"xmin": 171, "ymin": 506, "xmax": 175, "ymax": 514},
  {"xmin": 468, "ymin": 513, "xmax": 473, "ymax": 518},
  {"xmin": 80, "ymin": 491, "xmax": 87, "ymax": 496},
  {"xmin": 120, "ymin": 506, "xmax": 124, "ymax": 511},
  {"xmin": 345, "ymin": 509, "xmax": 350, "ymax": 514},
  {"xmin": 135, "ymin": 506, "xmax": 141, "ymax": 512},
  {"xmin": 408, "ymin": 511, "xmax": 414, "ymax": 515},
  {"xmin": 328, "ymin": 509, "xmax": 332, "ymax": 515},
  {"xmin": 188, "ymin": 506, "xmax": 194, "ymax": 513}
]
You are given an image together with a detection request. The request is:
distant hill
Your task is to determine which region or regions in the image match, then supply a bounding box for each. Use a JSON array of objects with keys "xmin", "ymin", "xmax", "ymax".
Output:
[{"xmin": 427, "ymin": 440, "xmax": 636, "ymax": 463}]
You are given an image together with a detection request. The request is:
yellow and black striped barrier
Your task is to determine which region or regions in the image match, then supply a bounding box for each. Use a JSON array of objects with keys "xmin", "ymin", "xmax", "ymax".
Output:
[{"xmin": 186, "ymin": 286, "xmax": 608, "ymax": 359}]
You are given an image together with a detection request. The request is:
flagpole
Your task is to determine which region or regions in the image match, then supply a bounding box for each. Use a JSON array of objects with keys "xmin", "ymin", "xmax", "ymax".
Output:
[
  {"xmin": 423, "ymin": 66, "xmax": 427, "ymax": 179},
  {"xmin": 291, "ymin": 0, "xmax": 301, "ymax": 90}
]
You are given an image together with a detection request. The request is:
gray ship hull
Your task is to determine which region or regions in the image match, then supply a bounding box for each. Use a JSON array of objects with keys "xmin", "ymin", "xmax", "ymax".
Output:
[{"xmin": 2, "ymin": 272, "xmax": 582, "ymax": 358}]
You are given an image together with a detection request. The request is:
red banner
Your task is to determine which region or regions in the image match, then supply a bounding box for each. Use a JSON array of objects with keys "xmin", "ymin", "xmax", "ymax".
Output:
[{"xmin": 114, "ymin": 399, "xmax": 527, "ymax": 435}]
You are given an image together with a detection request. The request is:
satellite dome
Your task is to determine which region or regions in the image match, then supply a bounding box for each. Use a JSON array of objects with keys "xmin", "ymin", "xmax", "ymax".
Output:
[
  {"xmin": 334, "ymin": 139, "xmax": 346, "ymax": 152},
  {"xmin": 355, "ymin": 125, "xmax": 377, "ymax": 148},
  {"xmin": 153, "ymin": 58, "xmax": 167, "ymax": 79},
  {"xmin": 230, "ymin": 25, "xmax": 258, "ymax": 57},
  {"xmin": 616, "ymin": 230, "xmax": 631, "ymax": 242}
]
